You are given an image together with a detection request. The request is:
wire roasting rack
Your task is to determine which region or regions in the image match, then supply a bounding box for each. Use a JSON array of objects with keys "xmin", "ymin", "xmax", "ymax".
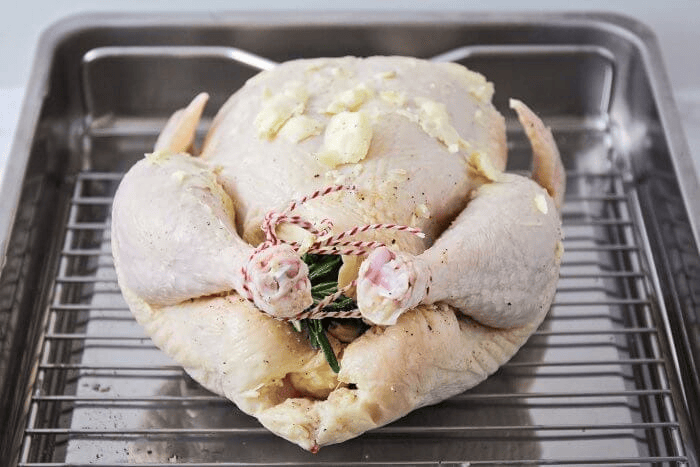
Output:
[{"xmin": 1, "ymin": 12, "xmax": 699, "ymax": 466}]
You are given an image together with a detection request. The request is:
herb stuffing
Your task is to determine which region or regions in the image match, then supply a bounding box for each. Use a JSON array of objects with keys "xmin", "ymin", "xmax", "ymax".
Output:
[{"xmin": 298, "ymin": 254, "xmax": 360, "ymax": 373}]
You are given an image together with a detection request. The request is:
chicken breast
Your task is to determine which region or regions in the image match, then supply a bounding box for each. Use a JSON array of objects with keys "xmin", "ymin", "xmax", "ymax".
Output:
[
  {"xmin": 111, "ymin": 55, "xmax": 565, "ymax": 451},
  {"xmin": 200, "ymin": 56, "xmax": 508, "ymax": 249}
]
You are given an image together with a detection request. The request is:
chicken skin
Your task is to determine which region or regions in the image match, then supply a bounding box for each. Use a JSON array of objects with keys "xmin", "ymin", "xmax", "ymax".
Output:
[{"xmin": 111, "ymin": 56, "xmax": 564, "ymax": 451}]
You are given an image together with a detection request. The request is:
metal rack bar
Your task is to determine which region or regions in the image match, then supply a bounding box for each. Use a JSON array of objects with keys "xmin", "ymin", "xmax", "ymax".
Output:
[
  {"xmin": 40, "ymin": 328, "xmax": 659, "ymax": 341},
  {"xmin": 31, "ymin": 388, "xmax": 672, "ymax": 402},
  {"xmin": 69, "ymin": 197, "xmax": 114, "ymax": 205},
  {"xmin": 59, "ymin": 245, "xmax": 648, "ymax": 258},
  {"xmin": 62, "ymin": 218, "xmax": 641, "ymax": 231},
  {"xmin": 550, "ymin": 298, "xmax": 650, "ymax": 306},
  {"xmin": 50, "ymin": 305, "xmax": 127, "ymax": 311},
  {"xmin": 24, "ymin": 421, "xmax": 681, "ymax": 435},
  {"xmin": 35, "ymin": 358, "xmax": 667, "ymax": 371}
]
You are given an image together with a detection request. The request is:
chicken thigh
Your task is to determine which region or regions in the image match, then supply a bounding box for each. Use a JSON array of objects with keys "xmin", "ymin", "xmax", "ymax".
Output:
[
  {"xmin": 356, "ymin": 100, "xmax": 564, "ymax": 326},
  {"xmin": 111, "ymin": 151, "xmax": 313, "ymax": 317},
  {"xmin": 111, "ymin": 55, "xmax": 565, "ymax": 451}
]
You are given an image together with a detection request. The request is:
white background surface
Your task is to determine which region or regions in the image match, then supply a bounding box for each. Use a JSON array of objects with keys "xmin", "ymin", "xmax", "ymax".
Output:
[{"xmin": 2, "ymin": 0, "xmax": 700, "ymax": 186}]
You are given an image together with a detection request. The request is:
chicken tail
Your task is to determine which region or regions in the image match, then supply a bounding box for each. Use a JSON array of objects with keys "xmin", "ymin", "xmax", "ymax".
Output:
[{"xmin": 510, "ymin": 99, "xmax": 566, "ymax": 212}]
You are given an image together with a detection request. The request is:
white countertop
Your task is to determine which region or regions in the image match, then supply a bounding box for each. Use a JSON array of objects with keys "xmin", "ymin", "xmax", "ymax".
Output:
[{"xmin": 2, "ymin": 1, "xmax": 700, "ymax": 188}]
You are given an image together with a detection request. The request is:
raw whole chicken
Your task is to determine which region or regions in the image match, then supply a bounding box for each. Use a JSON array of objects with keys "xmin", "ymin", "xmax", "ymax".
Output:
[{"xmin": 111, "ymin": 56, "xmax": 565, "ymax": 451}]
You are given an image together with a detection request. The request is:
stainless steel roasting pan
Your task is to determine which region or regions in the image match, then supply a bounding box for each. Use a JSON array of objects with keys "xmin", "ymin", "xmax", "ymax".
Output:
[{"xmin": 1, "ymin": 11, "xmax": 699, "ymax": 466}]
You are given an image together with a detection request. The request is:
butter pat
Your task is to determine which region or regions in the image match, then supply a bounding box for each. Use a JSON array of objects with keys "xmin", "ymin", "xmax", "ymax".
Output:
[
  {"xmin": 145, "ymin": 150, "xmax": 172, "ymax": 165},
  {"xmin": 414, "ymin": 97, "xmax": 464, "ymax": 153},
  {"xmin": 276, "ymin": 223, "xmax": 316, "ymax": 254},
  {"xmin": 534, "ymin": 193, "xmax": 549, "ymax": 214},
  {"xmin": 326, "ymin": 83, "xmax": 373, "ymax": 114},
  {"xmin": 388, "ymin": 168, "xmax": 408, "ymax": 183},
  {"xmin": 279, "ymin": 115, "xmax": 324, "ymax": 143},
  {"xmin": 255, "ymin": 82, "xmax": 309, "ymax": 140},
  {"xmin": 374, "ymin": 70, "xmax": 397, "ymax": 80},
  {"xmin": 171, "ymin": 170, "xmax": 189, "ymax": 183},
  {"xmin": 442, "ymin": 62, "xmax": 495, "ymax": 102},
  {"xmin": 380, "ymin": 90, "xmax": 407, "ymax": 106},
  {"xmin": 318, "ymin": 111, "xmax": 372, "ymax": 167},
  {"xmin": 414, "ymin": 203, "xmax": 431, "ymax": 219}
]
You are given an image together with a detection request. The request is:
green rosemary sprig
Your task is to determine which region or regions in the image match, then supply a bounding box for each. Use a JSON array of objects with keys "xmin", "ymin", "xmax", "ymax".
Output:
[
  {"xmin": 297, "ymin": 254, "xmax": 358, "ymax": 373},
  {"xmin": 308, "ymin": 254, "xmax": 342, "ymax": 281},
  {"xmin": 305, "ymin": 319, "xmax": 340, "ymax": 373}
]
